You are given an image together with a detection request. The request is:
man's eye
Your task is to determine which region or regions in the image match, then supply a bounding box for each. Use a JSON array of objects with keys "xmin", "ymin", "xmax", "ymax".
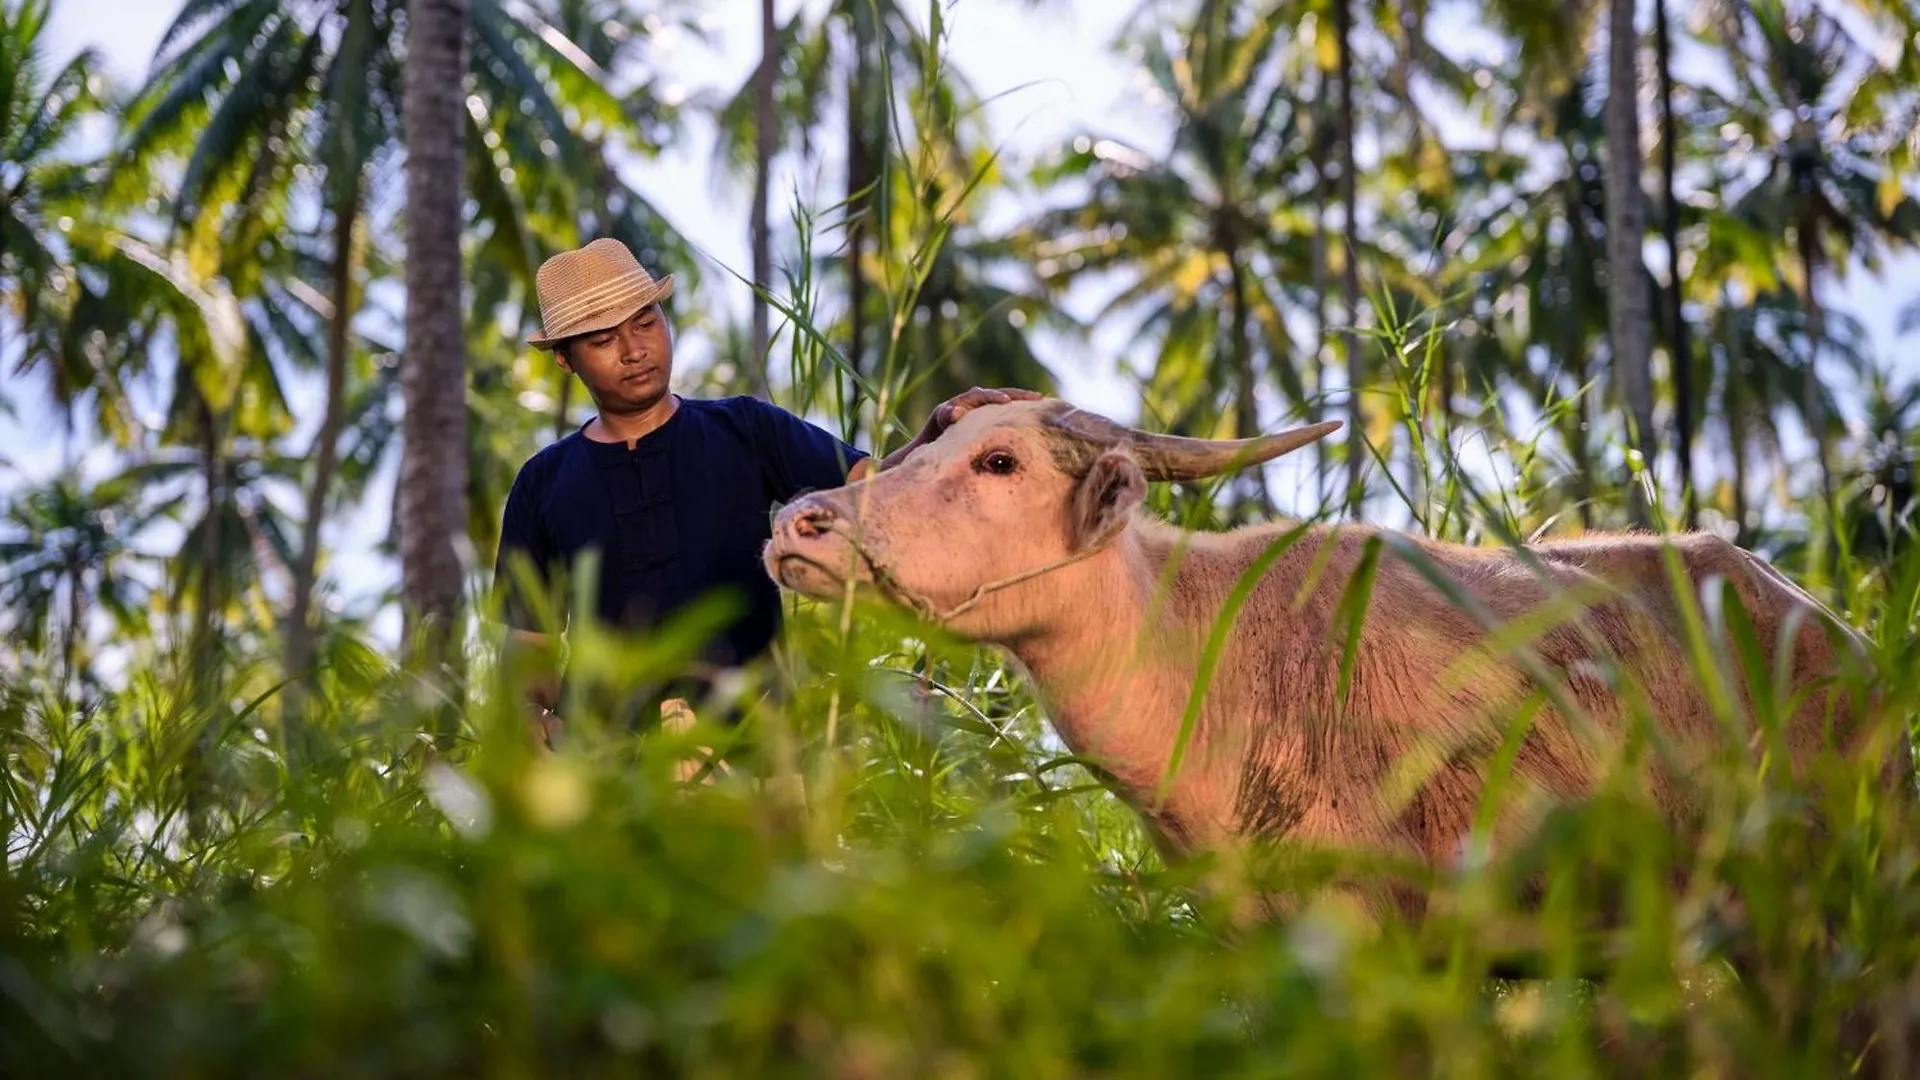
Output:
[
  {"xmin": 975, "ymin": 451, "xmax": 1018, "ymax": 476},
  {"xmin": 590, "ymin": 336, "xmax": 614, "ymax": 347}
]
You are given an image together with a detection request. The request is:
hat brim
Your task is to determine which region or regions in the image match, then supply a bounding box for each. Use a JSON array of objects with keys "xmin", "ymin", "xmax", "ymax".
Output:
[{"xmin": 527, "ymin": 275, "xmax": 675, "ymax": 349}]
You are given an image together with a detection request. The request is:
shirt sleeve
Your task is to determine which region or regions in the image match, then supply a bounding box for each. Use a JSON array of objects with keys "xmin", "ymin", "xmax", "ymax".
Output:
[
  {"xmin": 492, "ymin": 460, "xmax": 557, "ymax": 631},
  {"xmin": 745, "ymin": 398, "xmax": 870, "ymax": 503}
]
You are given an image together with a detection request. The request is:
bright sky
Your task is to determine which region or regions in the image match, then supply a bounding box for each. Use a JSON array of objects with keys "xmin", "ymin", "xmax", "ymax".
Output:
[{"xmin": 12, "ymin": 0, "xmax": 1919, "ymax": 644}]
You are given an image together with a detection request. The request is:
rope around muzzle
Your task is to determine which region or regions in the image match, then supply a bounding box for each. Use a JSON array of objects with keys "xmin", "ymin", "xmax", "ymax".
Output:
[{"xmin": 815, "ymin": 516, "xmax": 1115, "ymax": 623}]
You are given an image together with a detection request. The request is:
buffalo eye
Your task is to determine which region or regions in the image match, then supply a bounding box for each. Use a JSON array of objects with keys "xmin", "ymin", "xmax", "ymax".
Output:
[{"xmin": 974, "ymin": 450, "xmax": 1019, "ymax": 476}]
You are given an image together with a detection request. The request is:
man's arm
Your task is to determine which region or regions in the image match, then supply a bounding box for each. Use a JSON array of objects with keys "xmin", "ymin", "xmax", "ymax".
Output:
[
  {"xmin": 855, "ymin": 387, "xmax": 1044, "ymax": 477},
  {"xmin": 493, "ymin": 463, "xmax": 565, "ymax": 745}
]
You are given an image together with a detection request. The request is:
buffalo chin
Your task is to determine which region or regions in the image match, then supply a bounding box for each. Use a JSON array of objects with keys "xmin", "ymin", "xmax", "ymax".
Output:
[{"xmin": 763, "ymin": 542, "xmax": 860, "ymax": 599}]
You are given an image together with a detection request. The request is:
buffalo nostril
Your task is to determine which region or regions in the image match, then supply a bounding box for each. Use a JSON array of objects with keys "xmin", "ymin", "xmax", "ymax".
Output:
[{"xmin": 791, "ymin": 505, "xmax": 835, "ymax": 539}]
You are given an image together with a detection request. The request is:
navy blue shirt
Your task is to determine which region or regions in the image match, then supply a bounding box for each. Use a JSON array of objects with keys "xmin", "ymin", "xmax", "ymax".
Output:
[{"xmin": 493, "ymin": 395, "xmax": 867, "ymax": 671}]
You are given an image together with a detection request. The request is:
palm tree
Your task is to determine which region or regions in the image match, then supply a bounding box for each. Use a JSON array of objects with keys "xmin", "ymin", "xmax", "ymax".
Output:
[
  {"xmin": 882, "ymin": 201, "xmax": 1066, "ymax": 427},
  {"xmin": 1712, "ymin": 290, "xmax": 1871, "ymax": 545},
  {"xmin": 805, "ymin": 0, "xmax": 944, "ymax": 428},
  {"xmin": 1700, "ymin": 0, "xmax": 1920, "ymax": 525},
  {"xmin": 1604, "ymin": 0, "xmax": 1657, "ymax": 528},
  {"xmin": 48, "ymin": 230, "xmax": 283, "ymax": 694},
  {"xmin": 400, "ymin": 0, "xmax": 471, "ymax": 655},
  {"xmin": 1022, "ymin": 0, "xmax": 1320, "ymax": 517},
  {"xmin": 1844, "ymin": 369, "xmax": 1920, "ymax": 563},
  {"xmin": 0, "ymin": 0, "xmax": 103, "ymax": 429},
  {"xmin": 116, "ymin": 0, "xmax": 388, "ymax": 691},
  {"xmin": 714, "ymin": 6, "xmax": 841, "ymax": 397},
  {"xmin": 0, "ymin": 469, "xmax": 151, "ymax": 694}
]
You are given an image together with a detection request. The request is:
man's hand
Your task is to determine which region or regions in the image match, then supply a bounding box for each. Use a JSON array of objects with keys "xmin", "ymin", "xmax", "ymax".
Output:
[
  {"xmin": 922, "ymin": 386, "xmax": 1044, "ymax": 441},
  {"xmin": 528, "ymin": 704, "xmax": 562, "ymax": 749},
  {"xmin": 875, "ymin": 386, "xmax": 1044, "ymax": 472},
  {"xmin": 660, "ymin": 698, "xmax": 731, "ymax": 784}
]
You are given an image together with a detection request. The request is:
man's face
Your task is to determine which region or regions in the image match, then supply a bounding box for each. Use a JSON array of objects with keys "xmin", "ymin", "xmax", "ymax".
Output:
[{"xmin": 557, "ymin": 303, "xmax": 674, "ymax": 412}]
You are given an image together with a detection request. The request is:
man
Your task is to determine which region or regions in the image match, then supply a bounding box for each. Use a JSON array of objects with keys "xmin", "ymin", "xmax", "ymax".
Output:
[{"xmin": 494, "ymin": 238, "xmax": 1036, "ymax": 748}]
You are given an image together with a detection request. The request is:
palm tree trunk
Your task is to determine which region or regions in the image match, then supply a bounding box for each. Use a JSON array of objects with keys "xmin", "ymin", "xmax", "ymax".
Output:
[
  {"xmin": 1727, "ymin": 386, "xmax": 1752, "ymax": 547},
  {"xmin": 400, "ymin": 0, "xmax": 472, "ymax": 667},
  {"xmin": 1795, "ymin": 216, "xmax": 1836, "ymax": 516},
  {"xmin": 1336, "ymin": 0, "xmax": 1363, "ymax": 517},
  {"xmin": 844, "ymin": 13, "xmax": 872, "ymax": 435},
  {"xmin": 285, "ymin": 165, "xmax": 362, "ymax": 716},
  {"xmin": 187, "ymin": 394, "xmax": 221, "ymax": 837},
  {"xmin": 62, "ymin": 548, "xmax": 81, "ymax": 694},
  {"xmin": 196, "ymin": 396, "xmax": 221, "ymax": 665},
  {"xmin": 1795, "ymin": 215, "xmax": 1842, "ymax": 577},
  {"xmin": 1226, "ymin": 240, "xmax": 1270, "ymax": 516},
  {"xmin": 1567, "ymin": 325, "xmax": 1597, "ymax": 532},
  {"xmin": 1310, "ymin": 63, "xmax": 1331, "ymax": 502},
  {"xmin": 1605, "ymin": 0, "xmax": 1657, "ymax": 529},
  {"xmin": 1717, "ymin": 287, "xmax": 1752, "ymax": 544},
  {"xmin": 749, "ymin": 0, "xmax": 778, "ymax": 397},
  {"xmin": 1654, "ymin": 0, "xmax": 1696, "ymax": 529}
]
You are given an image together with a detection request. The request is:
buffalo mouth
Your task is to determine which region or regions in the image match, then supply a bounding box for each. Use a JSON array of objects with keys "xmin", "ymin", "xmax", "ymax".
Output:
[
  {"xmin": 763, "ymin": 536, "xmax": 870, "ymax": 599},
  {"xmin": 769, "ymin": 551, "xmax": 843, "ymax": 597}
]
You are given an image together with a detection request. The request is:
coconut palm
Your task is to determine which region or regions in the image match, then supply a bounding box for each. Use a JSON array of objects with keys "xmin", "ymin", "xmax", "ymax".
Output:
[
  {"xmin": 1844, "ymin": 369, "xmax": 1920, "ymax": 564},
  {"xmin": 1697, "ymin": 0, "xmax": 1920, "ymax": 522},
  {"xmin": 1702, "ymin": 287, "xmax": 1871, "ymax": 547},
  {"xmin": 767, "ymin": 0, "xmax": 953, "ymax": 427},
  {"xmin": 0, "ymin": 469, "xmax": 152, "ymax": 694},
  {"xmin": 1447, "ymin": 65, "xmax": 1618, "ymax": 529},
  {"xmin": 1022, "ymin": 0, "xmax": 1322, "ymax": 517},
  {"xmin": 879, "ymin": 194, "xmax": 1067, "ymax": 429},
  {"xmin": 40, "ymin": 228, "xmax": 286, "ymax": 697},
  {"xmin": 0, "ymin": 0, "xmax": 105, "ymax": 429},
  {"xmin": 1332, "ymin": 0, "xmax": 1362, "ymax": 513}
]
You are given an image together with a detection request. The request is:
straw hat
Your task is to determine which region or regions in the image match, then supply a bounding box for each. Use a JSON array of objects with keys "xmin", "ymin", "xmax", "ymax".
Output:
[{"xmin": 526, "ymin": 238, "xmax": 675, "ymax": 349}]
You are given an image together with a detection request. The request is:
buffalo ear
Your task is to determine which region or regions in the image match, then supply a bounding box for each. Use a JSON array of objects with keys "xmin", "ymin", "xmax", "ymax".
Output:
[{"xmin": 1068, "ymin": 450, "xmax": 1146, "ymax": 551}]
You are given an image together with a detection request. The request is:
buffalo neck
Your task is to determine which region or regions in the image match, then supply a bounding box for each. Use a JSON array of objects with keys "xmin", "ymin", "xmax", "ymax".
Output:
[{"xmin": 1001, "ymin": 523, "xmax": 1240, "ymax": 844}]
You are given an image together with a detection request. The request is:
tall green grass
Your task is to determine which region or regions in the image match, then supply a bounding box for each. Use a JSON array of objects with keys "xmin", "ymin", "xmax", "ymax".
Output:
[{"xmin": 7, "ymin": 15, "xmax": 1920, "ymax": 1080}]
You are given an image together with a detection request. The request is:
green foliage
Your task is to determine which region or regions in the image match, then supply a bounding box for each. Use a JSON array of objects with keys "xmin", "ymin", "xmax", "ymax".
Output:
[
  {"xmin": 4, "ymin": 516, "xmax": 1919, "ymax": 1074},
  {"xmin": 5, "ymin": 0, "xmax": 1920, "ymax": 1074}
]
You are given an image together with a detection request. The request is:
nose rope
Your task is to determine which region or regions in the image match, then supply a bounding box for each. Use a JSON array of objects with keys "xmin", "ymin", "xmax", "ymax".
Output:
[{"xmin": 818, "ymin": 517, "xmax": 1111, "ymax": 622}]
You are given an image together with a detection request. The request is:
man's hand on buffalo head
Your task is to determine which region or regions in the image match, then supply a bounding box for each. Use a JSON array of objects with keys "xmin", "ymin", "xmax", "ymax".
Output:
[
  {"xmin": 870, "ymin": 387, "xmax": 1046, "ymax": 474},
  {"xmin": 924, "ymin": 386, "xmax": 1045, "ymax": 442}
]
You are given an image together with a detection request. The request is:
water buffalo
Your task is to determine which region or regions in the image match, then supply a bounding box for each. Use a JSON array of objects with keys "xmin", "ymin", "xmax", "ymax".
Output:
[{"xmin": 762, "ymin": 398, "xmax": 1904, "ymax": 919}]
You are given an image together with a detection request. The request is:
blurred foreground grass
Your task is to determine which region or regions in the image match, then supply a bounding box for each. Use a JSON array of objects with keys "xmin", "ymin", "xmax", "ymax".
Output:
[{"xmin": 3, "ymin": 533, "xmax": 1919, "ymax": 1076}]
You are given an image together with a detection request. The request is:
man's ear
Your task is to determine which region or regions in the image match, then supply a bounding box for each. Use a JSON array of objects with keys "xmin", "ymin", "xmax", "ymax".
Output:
[{"xmin": 1068, "ymin": 449, "xmax": 1146, "ymax": 551}]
